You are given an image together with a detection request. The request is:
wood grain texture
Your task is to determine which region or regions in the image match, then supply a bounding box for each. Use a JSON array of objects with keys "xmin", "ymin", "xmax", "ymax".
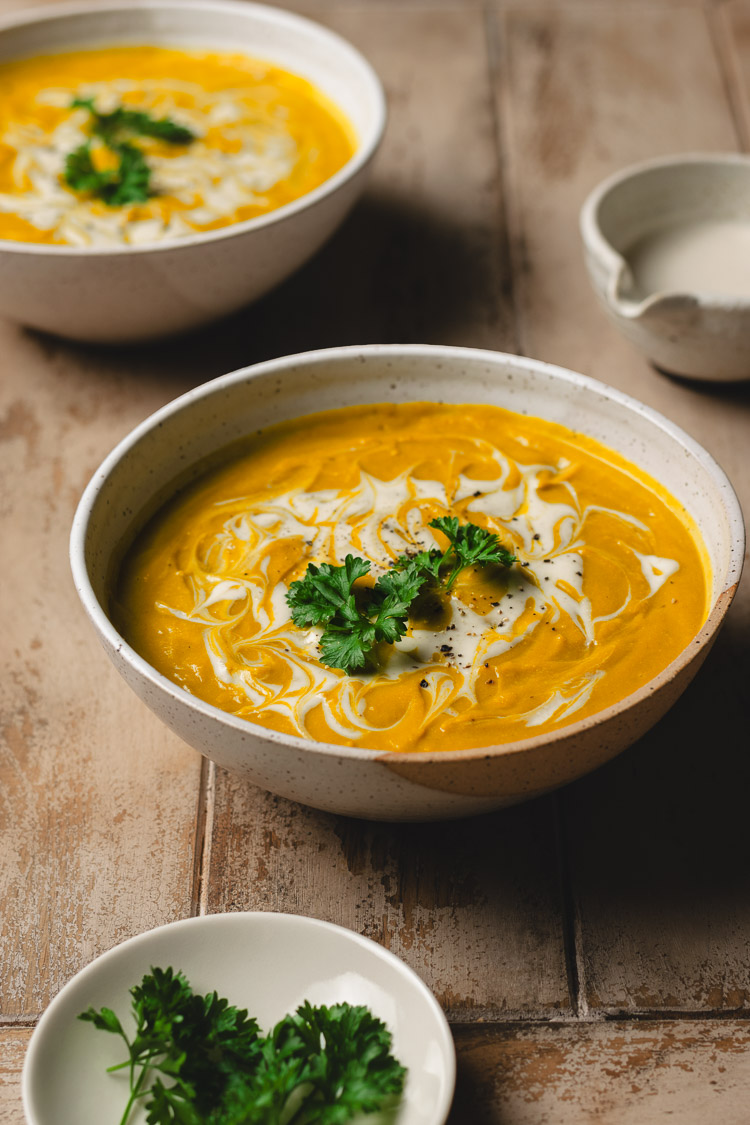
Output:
[
  {"xmin": 170, "ymin": 0, "xmax": 517, "ymax": 365},
  {"xmin": 719, "ymin": 2, "xmax": 750, "ymax": 151},
  {"xmin": 448, "ymin": 1021, "xmax": 750, "ymax": 1124},
  {"xmin": 560, "ymin": 675, "xmax": 750, "ymax": 1015},
  {"xmin": 496, "ymin": 1, "xmax": 750, "ymax": 1014},
  {"xmin": 5, "ymin": 1020, "xmax": 750, "ymax": 1124},
  {"xmin": 205, "ymin": 775, "xmax": 571, "ymax": 1019},
  {"xmin": 310, "ymin": 3, "xmax": 517, "ymax": 351},
  {"xmin": 0, "ymin": 326, "xmax": 204, "ymax": 1020},
  {"xmin": 495, "ymin": 1, "xmax": 738, "ymax": 372},
  {"xmin": 0, "ymin": 1030, "xmax": 29, "ymax": 1125}
]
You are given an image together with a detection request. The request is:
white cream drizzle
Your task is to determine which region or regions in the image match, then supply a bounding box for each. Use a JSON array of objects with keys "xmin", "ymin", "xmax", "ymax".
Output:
[
  {"xmin": 0, "ymin": 78, "xmax": 299, "ymax": 246},
  {"xmin": 157, "ymin": 442, "xmax": 680, "ymax": 741},
  {"xmin": 629, "ymin": 549, "xmax": 680, "ymax": 596}
]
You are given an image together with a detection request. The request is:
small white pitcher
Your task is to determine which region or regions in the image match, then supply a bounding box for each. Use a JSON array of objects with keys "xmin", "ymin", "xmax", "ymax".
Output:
[{"xmin": 580, "ymin": 153, "xmax": 750, "ymax": 382}]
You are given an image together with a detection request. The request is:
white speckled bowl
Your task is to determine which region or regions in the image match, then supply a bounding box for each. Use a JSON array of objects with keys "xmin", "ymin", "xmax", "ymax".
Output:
[
  {"xmin": 70, "ymin": 345, "xmax": 745, "ymax": 821},
  {"xmin": 0, "ymin": 0, "xmax": 385, "ymax": 343},
  {"xmin": 581, "ymin": 153, "xmax": 750, "ymax": 381},
  {"xmin": 22, "ymin": 912, "xmax": 456, "ymax": 1125}
]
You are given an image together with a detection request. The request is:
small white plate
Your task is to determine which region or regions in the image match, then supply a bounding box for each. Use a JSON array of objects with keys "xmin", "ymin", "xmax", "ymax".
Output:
[{"xmin": 23, "ymin": 912, "xmax": 455, "ymax": 1125}]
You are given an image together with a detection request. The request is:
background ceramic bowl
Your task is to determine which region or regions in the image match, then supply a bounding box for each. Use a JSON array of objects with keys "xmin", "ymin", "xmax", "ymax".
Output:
[
  {"xmin": 22, "ymin": 912, "xmax": 456, "ymax": 1125},
  {"xmin": 0, "ymin": 0, "xmax": 385, "ymax": 343},
  {"xmin": 70, "ymin": 345, "xmax": 744, "ymax": 821},
  {"xmin": 581, "ymin": 153, "xmax": 750, "ymax": 381}
]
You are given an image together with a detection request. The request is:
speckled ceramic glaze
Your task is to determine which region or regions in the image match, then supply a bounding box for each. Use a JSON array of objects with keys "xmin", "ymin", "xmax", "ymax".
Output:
[
  {"xmin": 581, "ymin": 154, "xmax": 750, "ymax": 381},
  {"xmin": 22, "ymin": 912, "xmax": 456, "ymax": 1125},
  {"xmin": 0, "ymin": 0, "xmax": 385, "ymax": 343},
  {"xmin": 70, "ymin": 346, "xmax": 745, "ymax": 821}
]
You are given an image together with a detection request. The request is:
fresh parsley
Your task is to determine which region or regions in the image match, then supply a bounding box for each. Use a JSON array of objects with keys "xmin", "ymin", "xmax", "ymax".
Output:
[
  {"xmin": 71, "ymin": 97, "xmax": 196, "ymax": 146},
  {"xmin": 287, "ymin": 555, "xmax": 428, "ymax": 674},
  {"xmin": 79, "ymin": 967, "xmax": 405, "ymax": 1125},
  {"xmin": 421, "ymin": 515, "xmax": 517, "ymax": 590},
  {"xmin": 286, "ymin": 517, "xmax": 516, "ymax": 673},
  {"xmin": 64, "ymin": 140, "xmax": 152, "ymax": 206},
  {"xmin": 63, "ymin": 97, "xmax": 195, "ymax": 207}
]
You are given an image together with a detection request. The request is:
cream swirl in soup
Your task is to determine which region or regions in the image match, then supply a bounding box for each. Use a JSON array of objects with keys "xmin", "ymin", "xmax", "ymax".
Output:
[
  {"xmin": 0, "ymin": 46, "xmax": 354, "ymax": 247},
  {"xmin": 115, "ymin": 403, "xmax": 709, "ymax": 753}
]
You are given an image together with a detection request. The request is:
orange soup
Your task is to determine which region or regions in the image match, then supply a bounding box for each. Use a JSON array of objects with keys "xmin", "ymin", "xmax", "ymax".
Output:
[
  {"xmin": 115, "ymin": 403, "xmax": 709, "ymax": 753},
  {"xmin": 0, "ymin": 46, "xmax": 355, "ymax": 246}
]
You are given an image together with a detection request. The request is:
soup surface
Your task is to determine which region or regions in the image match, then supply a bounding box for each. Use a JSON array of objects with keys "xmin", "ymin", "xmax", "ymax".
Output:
[
  {"xmin": 0, "ymin": 46, "xmax": 354, "ymax": 246},
  {"xmin": 115, "ymin": 403, "xmax": 709, "ymax": 753}
]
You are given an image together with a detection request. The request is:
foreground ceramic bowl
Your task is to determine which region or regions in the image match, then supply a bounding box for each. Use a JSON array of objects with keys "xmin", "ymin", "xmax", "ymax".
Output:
[
  {"xmin": 581, "ymin": 153, "xmax": 750, "ymax": 381},
  {"xmin": 0, "ymin": 0, "xmax": 385, "ymax": 343},
  {"xmin": 70, "ymin": 345, "xmax": 744, "ymax": 820},
  {"xmin": 23, "ymin": 912, "xmax": 456, "ymax": 1125}
]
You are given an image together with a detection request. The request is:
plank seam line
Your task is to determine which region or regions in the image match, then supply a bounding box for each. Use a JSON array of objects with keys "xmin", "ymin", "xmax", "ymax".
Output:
[
  {"xmin": 484, "ymin": 0, "xmax": 524, "ymax": 357},
  {"xmin": 5, "ymin": 1014, "xmax": 749, "ymax": 1030},
  {"xmin": 3, "ymin": 1010, "xmax": 748, "ymax": 1031},
  {"xmin": 554, "ymin": 792, "xmax": 588, "ymax": 1019},
  {"xmin": 706, "ymin": 0, "xmax": 750, "ymax": 151},
  {"xmin": 445, "ymin": 1010, "xmax": 750, "ymax": 1028},
  {"xmin": 192, "ymin": 758, "xmax": 215, "ymax": 917},
  {"xmin": 600, "ymin": 1008, "xmax": 750, "ymax": 1023}
]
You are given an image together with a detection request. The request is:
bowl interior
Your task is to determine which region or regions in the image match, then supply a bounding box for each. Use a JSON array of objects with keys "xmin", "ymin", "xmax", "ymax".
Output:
[
  {"xmin": 0, "ymin": 0, "xmax": 383, "ymax": 154},
  {"xmin": 23, "ymin": 912, "xmax": 456, "ymax": 1125},
  {"xmin": 76, "ymin": 347, "xmax": 741, "ymax": 643},
  {"xmin": 594, "ymin": 157, "xmax": 750, "ymax": 257}
]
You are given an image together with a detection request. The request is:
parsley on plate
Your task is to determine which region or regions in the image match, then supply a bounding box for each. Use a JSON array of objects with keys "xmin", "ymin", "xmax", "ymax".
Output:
[{"xmin": 79, "ymin": 966, "xmax": 406, "ymax": 1125}]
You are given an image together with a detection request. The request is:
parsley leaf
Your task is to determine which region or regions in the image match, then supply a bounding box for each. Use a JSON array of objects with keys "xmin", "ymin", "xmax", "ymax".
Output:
[
  {"xmin": 318, "ymin": 616, "xmax": 377, "ymax": 674},
  {"xmin": 107, "ymin": 142, "xmax": 152, "ymax": 205},
  {"xmin": 71, "ymin": 97, "xmax": 196, "ymax": 146},
  {"xmin": 284, "ymin": 519, "xmax": 519, "ymax": 670},
  {"xmin": 428, "ymin": 515, "xmax": 517, "ymax": 589},
  {"xmin": 393, "ymin": 548, "xmax": 444, "ymax": 584},
  {"xmin": 80, "ymin": 966, "xmax": 262, "ymax": 1125},
  {"xmin": 64, "ymin": 140, "xmax": 152, "ymax": 206},
  {"xmin": 287, "ymin": 556, "xmax": 371, "ymax": 629},
  {"xmin": 287, "ymin": 553, "xmax": 431, "ymax": 674},
  {"xmin": 63, "ymin": 142, "xmax": 110, "ymax": 195},
  {"xmin": 370, "ymin": 563, "xmax": 428, "ymax": 644},
  {"xmin": 276, "ymin": 1001, "xmax": 406, "ymax": 1123},
  {"xmin": 79, "ymin": 968, "xmax": 405, "ymax": 1125},
  {"xmin": 287, "ymin": 518, "xmax": 516, "ymax": 674},
  {"xmin": 64, "ymin": 97, "xmax": 195, "ymax": 207}
]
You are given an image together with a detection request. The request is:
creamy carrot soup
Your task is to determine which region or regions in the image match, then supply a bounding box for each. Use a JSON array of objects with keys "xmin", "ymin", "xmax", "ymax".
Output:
[
  {"xmin": 0, "ymin": 46, "xmax": 354, "ymax": 246},
  {"xmin": 115, "ymin": 403, "xmax": 709, "ymax": 753}
]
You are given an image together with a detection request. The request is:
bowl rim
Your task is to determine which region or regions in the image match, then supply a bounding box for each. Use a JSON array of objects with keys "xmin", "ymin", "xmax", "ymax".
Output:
[
  {"xmin": 0, "ymin": 0, "xmax": 386, "ymax": 258},
  {"xmin": 21, "ymin": 910, "xmax": 457, "ymax": 1125},
  {"xmin": 580, "ymin": 150, "xmax": 750, "ymax": 243},
  {"xmin": 70, "ymin": 343, "xmax": 746, "ymax": 766},
  {"xmin": 579, "ymin": 151, "xmax": 750, "ymax": 313}
]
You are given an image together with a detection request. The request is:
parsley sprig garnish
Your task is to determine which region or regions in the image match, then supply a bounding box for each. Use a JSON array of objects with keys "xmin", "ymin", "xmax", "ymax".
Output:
[
  {"xmin": 286, "ymin": 516, "xmax": 517, "ymax": 674},
  {"xmin": 71, "ymin": 97, "xmax": 196, "ymax": 146},
  {"xmin": 286, "ymin": 555, "xmax": 426, "ymax": 674},
  {"xmin": 63, "ymin": 97, "xmax": 195, "ymax": 207},
  {"xmin": 403, "ymin": 515, "xmax": 517, "ymax": 591},
  {"xmin": 79, "ymin": 966, "xmax": 405, "ymax": 1125}
]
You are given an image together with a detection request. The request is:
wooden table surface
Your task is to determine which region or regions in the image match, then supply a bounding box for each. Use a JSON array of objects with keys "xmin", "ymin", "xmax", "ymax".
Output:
[{"xmin": 1, "ymin": 0, "xmax": 749, "ymax": 1121}]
